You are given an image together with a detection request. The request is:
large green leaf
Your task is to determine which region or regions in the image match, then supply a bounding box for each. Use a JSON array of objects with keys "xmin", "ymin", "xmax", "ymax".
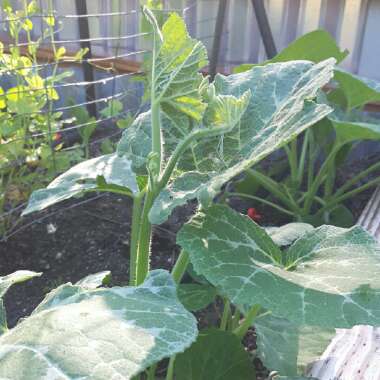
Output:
[
  {"xmin": 234, "ymin": 30, "xmax": 347, "ymax": 73},
  {"xmin": 149, "ymin": 59, "xmax": 334, "ymax": 224},
  {"xmin": 174, "ymin": 329, "xmax": 255, "ymax": 380},
  {"xmin": 22, "ymin": 153, "xmax": 139, "ymax": 215},
  {"xmin": 0, "ymin": 270, "xmax": 198, "ymax": 379},
  {"xmin": 334, "ymin": 69, "xmax": 380, "ymax": 110},
  {"xmin": 0, "ymin": 271, "xmax": 41, "ymax": 335},
  {"xmin": 177, "ymin": 204, "xmax": 380, "ymax": 328}
]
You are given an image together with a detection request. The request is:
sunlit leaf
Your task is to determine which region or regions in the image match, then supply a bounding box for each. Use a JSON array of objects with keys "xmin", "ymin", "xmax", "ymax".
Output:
[{"xmin": 0, "ymin": 270, "xmax": 198, "ymax": 379}]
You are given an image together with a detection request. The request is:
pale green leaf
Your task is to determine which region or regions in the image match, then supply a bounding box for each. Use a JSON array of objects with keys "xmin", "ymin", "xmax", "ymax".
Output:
[
  {"xmin": 177, "ymin": 204, "xmax": 380, "ymax": 328},
  {"xmin": 174, "ymin": 329, "xmax": 255, "ymax": 380},
  {"xmin": 75, "ymin": 271, "xmax": 111, "ymax": 289},
  {"xmin": 177, "ymin": 284, "xmax": 217, "ymax": 311},
  {"xmin": 0, "ymin": 271, "xmax": 41, "ymax": 298},
  {"xmin": 265, "ymin": 223, "xmax": 314, "ymax": 246},
  {"xmin": 331, "ymin": 118, "xmax": 380, "ymax": 146},
  {"xmin": 149, "ymin": 59, "xmax": 334, "ymax": 224},
  {"xmin": 334, "ymin": 69, "xmax": 380, "ymax": 110},
  {"xmin": 145, "ymin": 11, "xmax": 208, "ymax": 121},
  {"xmin": 0, "ymin": 271, "xmax": 41, "ymax": 335},
  {"xmin": 22, "ymin": 154, "xmax": 138, "ymax": 215},
  {"xmin": 0, "ymin": 270, "xmax": 198, "ymax": 379},
  {"xmin": 234, "ymin": 30, "xmax": 347, "ymax": 73}
]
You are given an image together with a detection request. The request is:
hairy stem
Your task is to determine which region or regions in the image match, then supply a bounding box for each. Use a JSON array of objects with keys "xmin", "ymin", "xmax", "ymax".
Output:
[
  {"xmin": 165, "ymin": 356, "xmax": 176, "ymax": 380},
  {"xmin": 303, "ymin": 146, "xmax": 340, "ymax": 214},
  {"xmin": 247, "ymin": 169, "xmax": 300, "ymax": 213},
  {"xmin": 225, "ymin": 192, "xmax": 294, "ymax": 216},
  {"xmin": 320, "ymin": 177, "xmax": 380, "ymax": 214},
  {"xmin": 297, "ymin": 130, "xmax": 309, "ymax": 186},
  {"xmin": 135, "ymin": 191, "xmax": 155, "ymax": 285},
  {"xmin": 129, "ymin": 192, "xmax": 144, "ymax": 286},
  {"xmin": 171, "ymin": 250, "xmax": 190, "ymax": 284},
  {"xmin": 233, "ymin": 304, "xmax": 261, "ymax": 340},
  {"xmin": 220, "ymin": 298, "xmax": 231, "ymax": 331},
  {"xmin": 334, "ymin": 161, "xmax": 380, "ymax": 198}
]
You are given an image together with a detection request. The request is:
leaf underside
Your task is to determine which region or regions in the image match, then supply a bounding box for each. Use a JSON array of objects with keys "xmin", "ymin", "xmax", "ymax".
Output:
[{"xmin": 23, "ymin": 153, "xmax": 138, "ymax": 215}]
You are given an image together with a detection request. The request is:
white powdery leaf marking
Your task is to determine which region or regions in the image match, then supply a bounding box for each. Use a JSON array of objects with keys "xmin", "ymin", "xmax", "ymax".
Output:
[
  {"xmin": 177, "ymin": 205, "xmax": 380, "ymax": 328},
  {"xmin": 0, "ymin": 270, "xmax": 197, "ymax": 380}
]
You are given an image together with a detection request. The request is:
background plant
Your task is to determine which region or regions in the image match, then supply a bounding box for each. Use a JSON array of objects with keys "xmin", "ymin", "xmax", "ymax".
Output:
[
  {"xmin": 0, "ymin": 9, "xmax": 379, "ymax": 380},
  {"xmin": 230, "ymin": 30, "xmax": 380, "ymax": 227},
  {"xmin": 0, "ymin": 0, "xmax": 88, "ymax": 235}
]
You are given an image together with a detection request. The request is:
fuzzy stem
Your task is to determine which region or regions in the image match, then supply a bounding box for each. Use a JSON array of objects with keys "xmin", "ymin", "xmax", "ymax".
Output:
[
  {"xmin": 225, "ymin": 192, "xmax": 294, "ymax": 216},
  {"xmin": 233, "ymin": 304, "xmax": 261, "ymax": 340},
  {"xmin": 171, "ymin": 250, "xmax": 190, "ymax": 284},
  {"xmin": 220, "ymin": 298, "xmax": 231, "ymax": 331},
  {"xmin": 129, "ymin": 192, "xmax": 144, "ymax": 286},
  {"xmin": 334, "ymin": 161, "xmax": 380, "ymax": 198},
  {"xmin": 135, "ymin": 191, "xmax": 155, "ymax": 285},
  {"xmin": 303, "ymin": 146, "xmax": 340, "ymax": 214},
  {"xmin": 165, "ymin": 356, "xmax": 176, "ymax": 380},
  {"xmin": 246, "ymin": 169, "xmax": 300, "ymax": 213}
]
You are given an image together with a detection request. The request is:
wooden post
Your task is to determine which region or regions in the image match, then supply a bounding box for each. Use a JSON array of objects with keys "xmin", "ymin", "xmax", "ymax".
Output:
[
  {"xmin": 75, "ymin": 0, "xmax": 97, "ymax": 118},
  {"xmin": 209, "ymin": 0, "xmax": 228, "ymax": 80},
  {"xmin": 251, "ymin": 0, "xmax": 277, "ymax": 59}
]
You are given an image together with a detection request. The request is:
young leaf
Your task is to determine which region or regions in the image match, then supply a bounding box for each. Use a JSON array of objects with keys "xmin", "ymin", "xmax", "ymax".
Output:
[
  {"xmin": 148, "ymin": 59, "xmax": 335, "ymax": 224},
  {"xmin": 0, "ymin": 270, "xmax": 198, "ymax": 379},
  {"xmin": 0, "ymin": 271, "xmax": 41, "ymax": 297},
  {"xmin": 177, "ymin": 204, "xmax": 380, "ymax": 328},
  {"xmin": 334, "ymin": 69, "xmax": 380, "ymax": 110},
  {"xmin": 265, "ymin": 223, "xmax": 314, "ymax": 247},
  {"xmin": 234, "ymin": 30, "xmax": 348, "ymax": 73},
  {"xmin": 174, "ymin": 329, "xmax": 255, "ymax": 380},
  {"xmin": 22, "ymin": 154, "xmax": 138, "ymax": 215},
  {"xmin": 177, "ymin": 283, "xmax": 217, "ymax": 311},
  {"xmin": 0, "ymin": 271, "xmax": 41, "ymax": 334},
  {"xmin": 145, "ymin": 10, "xmax": 208, "ymax": 120}
]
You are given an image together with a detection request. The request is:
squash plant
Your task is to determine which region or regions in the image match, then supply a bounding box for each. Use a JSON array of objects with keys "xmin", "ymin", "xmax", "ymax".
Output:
[
  {"xmin": 232, "ymin": 30, "xmax": 380, "ymax": 227},
  {"xmin": 1, "ymin": 8, "xmax": 378, "ymax": 379}
]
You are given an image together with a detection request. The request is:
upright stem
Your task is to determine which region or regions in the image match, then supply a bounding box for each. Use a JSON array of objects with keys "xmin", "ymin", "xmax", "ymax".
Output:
[
  {"xmin": 171, "ymin": 250, "xmax": 190, "ymax": 284},
  {"xmin": 297, "ymin": 130, "xmax": 309, "ymax": 186},
  {"xmin": 135, "ymin": 191, "xmax": 155, "ymax": 285},
  {"xmin": 303, "ymin": 146, "xmax": 340, "ymax": 214},
  {"xmin": 151, "ymin": 102, "xmax": 162, "ymax": 172},
  {"xmin": 165, "ymin": 356, "xmax": 176, "ymax": 380},
  {"xmin": 129, "ymin": 192, "xmax": 144, "ymax": 286},
  {"xmin": 220, "ymin": 298, "xmax": 231, "ymax": 331},
  {"xmin": 233, "ymin": 304, "xmax": 261, "ymax": 340}
]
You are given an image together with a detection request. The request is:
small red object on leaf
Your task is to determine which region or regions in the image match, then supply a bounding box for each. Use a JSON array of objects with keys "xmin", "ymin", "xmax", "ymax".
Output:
[
  {"xmin": 247, "ymin": 207, "xmax": 262, "ymax": 222},
  {"xmin": 53, "ymin": 132, "xmax": 62, "ymax": 141}
]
